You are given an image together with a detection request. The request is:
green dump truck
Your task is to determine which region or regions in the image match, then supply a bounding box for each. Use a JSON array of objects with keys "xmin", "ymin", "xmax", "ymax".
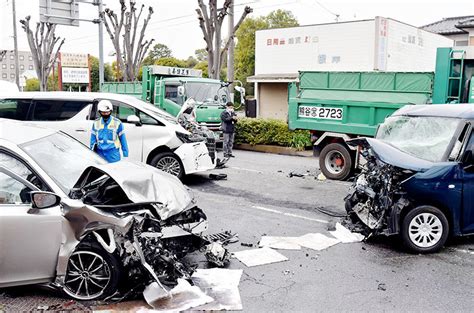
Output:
[
  {"xmin": 288, "ymin": 47, "xmax": 474, "ymax": 180},
  {"xmin": 102, "ymin": 65, "xmax": 234, "ymax": 140}
]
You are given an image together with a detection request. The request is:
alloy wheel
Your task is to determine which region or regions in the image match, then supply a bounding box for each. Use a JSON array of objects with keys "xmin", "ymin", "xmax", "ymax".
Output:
[
  {"xmin": 63, "ymin": 251, "xmax": 112, "ymax": 300},
  {"xmin": 156, "ymin": 156, "xmax": 182, "ymax": 176}
]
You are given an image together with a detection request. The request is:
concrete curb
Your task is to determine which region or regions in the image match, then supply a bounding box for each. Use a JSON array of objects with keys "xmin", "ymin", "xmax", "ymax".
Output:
[{"xmin": 234, "ymin": 143, "xmax": 313, "ymax": 157}]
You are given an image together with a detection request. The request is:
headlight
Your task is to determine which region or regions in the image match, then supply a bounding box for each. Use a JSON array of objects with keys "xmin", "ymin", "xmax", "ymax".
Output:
[{"xmin": 176, "ymin": 131, "xmax": 193, "ymax": 143}]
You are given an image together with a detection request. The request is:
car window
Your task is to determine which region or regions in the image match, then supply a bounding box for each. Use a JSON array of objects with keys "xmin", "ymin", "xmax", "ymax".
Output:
[
  {"xmin": 465, "ymin": 131, "xmax": 474, "ymax": 152},
  {"xmin": 32, "ymin": 100, "xmax": 91, "ymax": 121},
  {"xmin": 138, "ymin": 110, "xmax": 163, "ymax": 126},
  {"xmin": 0, "ymin": 152, "xmax": 48, "ymax": 191},
  {"xmin": 0, "ymin": 172, "xmax": 32, "ymax": 205},
  {"xmin": 109, "ymin": 100, "xmax": 137, "ymax": 123},
  {"xmin": 449, "ymin": 124, "xmax": 469, "ymax": 161},
  {"xmin": 0, "ymin": 99, "xmax": 31, "ymax": 120}
]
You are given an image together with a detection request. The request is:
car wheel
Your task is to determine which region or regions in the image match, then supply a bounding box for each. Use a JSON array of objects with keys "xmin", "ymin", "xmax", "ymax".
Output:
[
  {"xmin": 63, "ymin": 248, "xmax": 121, "ymax": 301},
  {"xmin": 401, "ymin": 206, "xmax": 449, "ymax": 253},
  {"xmin": 319, "ymin": 143, "xmax": 353, "ymax": 180},
  {"xmin": 151, "ymin": 152, "xmax": 184, "ymax": 179}
]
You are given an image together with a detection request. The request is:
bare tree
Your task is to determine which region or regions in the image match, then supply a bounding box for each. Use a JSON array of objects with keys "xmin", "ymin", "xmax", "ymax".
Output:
[
  {"xmin": 196, "ymin": 0, "xmax": 252, "ymax": 79},
  {"xmin": 102, "ymin": 0, "xmax": 154, "ymax": 81},
  {"xmin": 20, "ymin": 16, "xmax": 64, "ymax": 91}
]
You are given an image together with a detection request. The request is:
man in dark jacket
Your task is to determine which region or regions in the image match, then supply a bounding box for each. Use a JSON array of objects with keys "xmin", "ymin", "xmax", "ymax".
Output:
[{"xmin": 221, "ymin": 101, "xmax": 238, "ymax": 158}]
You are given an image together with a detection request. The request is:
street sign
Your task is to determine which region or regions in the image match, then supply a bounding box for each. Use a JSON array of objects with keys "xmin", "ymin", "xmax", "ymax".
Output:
[
  {"xmin": 62, "ymin": 67, "xmax": 90, "ymax": 83},
  {"xmin": 39, "ymin": 0, "xmax": 80, "ymax": 27},
  {"xmin": 61, "ymin": 53, "xmax": 88, "ymax": 67}
]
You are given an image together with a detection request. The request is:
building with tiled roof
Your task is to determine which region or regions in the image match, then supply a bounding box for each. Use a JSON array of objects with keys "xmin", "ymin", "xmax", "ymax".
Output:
[{"xmin": 422, "ymin": 16, "xmax": 474, "ymax": 46}]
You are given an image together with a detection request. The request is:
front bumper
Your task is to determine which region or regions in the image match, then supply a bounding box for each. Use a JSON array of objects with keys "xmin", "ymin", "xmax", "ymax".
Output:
[{"xmin": 175, "ymin": 142, "xmax": 216, "ymax": 175}]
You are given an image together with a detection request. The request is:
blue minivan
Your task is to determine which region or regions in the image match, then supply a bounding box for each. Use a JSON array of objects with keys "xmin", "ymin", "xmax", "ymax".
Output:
[{"xmin": 345, "ymin": 104, "xmax": 474, "ymax": 253}]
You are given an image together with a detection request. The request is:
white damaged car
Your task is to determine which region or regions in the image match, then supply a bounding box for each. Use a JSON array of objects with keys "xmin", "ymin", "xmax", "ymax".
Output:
[
  {"xmin": 0, "ymin": 119, "xmax": 228, "ymax": 303},
  {"xmin": 0, "ymin": 92, "xmax": 217, "ymax": 178}
]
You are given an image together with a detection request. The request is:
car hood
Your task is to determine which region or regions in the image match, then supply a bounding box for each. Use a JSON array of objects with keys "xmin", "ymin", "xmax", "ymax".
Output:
[
  {"xmin": 348, "ymin": 137, "xmax": 434, "ymax": 172},
  {"xmin": 73, "ymin": 160, "xmax": 194, "ymax": 220}
]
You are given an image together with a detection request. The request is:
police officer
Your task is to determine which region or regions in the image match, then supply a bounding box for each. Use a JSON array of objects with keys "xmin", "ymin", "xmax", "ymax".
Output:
[{"xmin": 90, "ymin": 100, "xmax": 129, "ymax": 163}]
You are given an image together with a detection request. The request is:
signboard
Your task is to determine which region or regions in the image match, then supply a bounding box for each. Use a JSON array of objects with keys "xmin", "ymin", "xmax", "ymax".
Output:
[
  {"xmin": 40, "ymin": 0, "xmax": 80, "ymax": 27},
  {"xmin": 60, "ymin": 53, "xmax": 88, "ymax": 68},
  {"xmin": 374, "ymin": 16, "xmax": 388, "ymax": 71},
  {"xmin": 62, "ymin": 67, "xmax": 90, "ymax": 83},
  {"xmin": 150, "ymin": 66, "xmax": 202, "ymax": 78}
]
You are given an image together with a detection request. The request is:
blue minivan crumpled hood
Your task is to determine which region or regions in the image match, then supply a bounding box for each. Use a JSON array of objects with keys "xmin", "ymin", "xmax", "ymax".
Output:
[{"xmin": 348, "ymin": 137, "xmax": 434, "ymax": 172}]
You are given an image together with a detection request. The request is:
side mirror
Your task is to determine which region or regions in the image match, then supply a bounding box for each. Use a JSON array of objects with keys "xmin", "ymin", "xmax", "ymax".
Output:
[
  {"xmin": 234, "ymin": 86, "xmax": 246, "ymax": 104},
  {"xmin": 127, "ymin": 114, "xmax": 141, "ymax": 125},
  {"xmin": 30, "ymin": 191, "xmax": 61, "ymax": 210},
  {"xmin": 177, "ymin": 86, "xmax": 185, "ymax": 97}
]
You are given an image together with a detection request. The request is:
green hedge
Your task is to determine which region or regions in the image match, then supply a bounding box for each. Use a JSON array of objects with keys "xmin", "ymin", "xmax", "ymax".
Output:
[{"xmin": 235, "ymin": 118, "xmax": 312, "ymax": 151}]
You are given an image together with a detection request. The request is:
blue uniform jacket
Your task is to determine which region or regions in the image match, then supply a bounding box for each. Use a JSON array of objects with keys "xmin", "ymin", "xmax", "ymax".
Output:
[{"xmin": 90, "ymin": 116, "xmax": 129, "ymax": 163}]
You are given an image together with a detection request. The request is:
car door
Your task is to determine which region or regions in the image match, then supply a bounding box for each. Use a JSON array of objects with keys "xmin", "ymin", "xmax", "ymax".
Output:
[
  {"xmin": 30, "ymin": 99, "xmax": 94, "ymax": 146},
  {"xmin": 108, "ymin": 99, "xmax": 143, "ymax": 161},
  {"xmin": 0, "ymin": 153, "xmax": 62, "ymax": 287},
  {"xmin": 461, "ymin": 130, "xmax": 474, "ymax": 233}
]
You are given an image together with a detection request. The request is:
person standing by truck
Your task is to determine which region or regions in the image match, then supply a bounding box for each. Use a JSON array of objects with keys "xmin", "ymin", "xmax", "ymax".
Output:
[
  {"xmin": 90, "ymin": 100, "xmax": 129, "ymax": 163},
  {"xmin": 221, "ymin": 102, "xmax": 238, "ymax": 158}
]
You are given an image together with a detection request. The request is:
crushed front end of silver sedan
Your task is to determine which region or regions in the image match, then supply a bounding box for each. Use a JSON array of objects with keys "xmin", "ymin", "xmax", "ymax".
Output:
[{"xmin": 53, "ymin": 163, "xmax": 230, "ymax": 304}]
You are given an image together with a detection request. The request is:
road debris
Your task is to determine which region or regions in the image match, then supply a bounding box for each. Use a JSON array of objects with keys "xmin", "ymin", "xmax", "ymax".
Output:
[
  {"xmin": 317, "ymin": 173, "xmax": 327, "ymax": 181},
  {"xmin": 204, "ymin": 230, "xmax": 239, "ymax": 244},
  {"xmin": 233, "ymin": 247, "xmax": 289, "ymax": 267},
  {"xmin": 191, "ymin": 269, "xmax": 243, "ymax": 311},
  {"xmin": 377, "ymin": 283, "xmax": 387, "ymax": 291},
  {"xmin": 241, "ymin": 242, "xmax": 254, "ymax": 247},
  {"xmin": 205, "ymin": 242, "xmax": 232, "ymax": 267},
  {"xmin": 329, "ymin": 223, "xmax": 365, "ymax": 243},
  {"xmin": 209, "ymin": 173, "xmax": 228, "ymax": 180},
  {"xmin": 259, "ymin": 233, "xmax": 340, "ymax": 251}
]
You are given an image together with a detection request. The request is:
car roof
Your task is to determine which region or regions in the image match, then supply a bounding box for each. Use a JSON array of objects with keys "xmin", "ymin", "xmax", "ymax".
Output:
[
  {"xmin": 393, "ymin": 104, "xmax": 474, "ymax": 119},
  {"xmin": 0, "ymin": 91, "xmax": 144, "ymax": 103},
  {"xmin": 0, "ymin": 118, "xmax": 58, "ymax": 145}
]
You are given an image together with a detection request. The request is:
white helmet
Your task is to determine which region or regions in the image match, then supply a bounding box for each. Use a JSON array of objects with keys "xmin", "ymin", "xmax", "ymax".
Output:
[{"xmin": 98, "ymin": 100, "xmax": 113, "ymax": 112}]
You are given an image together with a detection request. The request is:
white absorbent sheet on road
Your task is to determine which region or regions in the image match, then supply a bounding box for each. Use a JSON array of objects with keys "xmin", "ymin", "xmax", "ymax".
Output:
[
  {"xmin": 259, "ymin": 233, "xmax": 340, "ymax": 251},
  {"xmin": 296, "ymin": 233, "xmax": 340, "ymax": 251},
  {"xmin": 142, "ymin": 279, "xmax": 213, "ymax": 312},
  {"xmin": 329, "ymin": 223, "xmax": 365, "ymax": 243},
  {"xmin": 258, "ymin": 236, "xmax": 302, "ymax": 250},
  {"xmin": 233, "ymin": 247, "xmax": 289, "ymax": 267},
  {"xmin": 191, "ymin": 268, "xmax": 243, "ymax": 311}
]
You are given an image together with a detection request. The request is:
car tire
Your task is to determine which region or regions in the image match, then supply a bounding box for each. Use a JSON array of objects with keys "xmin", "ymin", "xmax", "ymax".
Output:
[
  {"xmin": 401, "ymin": 206, "xmax": 449, "ymax": 254},
  {"xmin": 150, "ymin": 152, "xmax": 184, "ymax": 179},
  {"xmin": 63, "ymin": 247, "xmax": 122, "ymax": 301},
  {"xmin": 319, "ymin": 143, "xmax": 353, "ymax": 180}
]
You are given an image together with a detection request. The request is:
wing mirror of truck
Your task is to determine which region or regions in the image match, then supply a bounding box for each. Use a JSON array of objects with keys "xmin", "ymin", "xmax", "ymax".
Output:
[
  {"xmin": 234, "ymin": 86, "xmax": 246, "ymax": 104},
  {"xmin": 127, "ymin": 115, "xmax": 142, "ymax": 126},
  {"xmin": 461, "ymin": 150, "xmax": 474, "ymax": 170},
  {"xmin": 177, "ymin": 86, "xmax": 185, "ymax": 97}
]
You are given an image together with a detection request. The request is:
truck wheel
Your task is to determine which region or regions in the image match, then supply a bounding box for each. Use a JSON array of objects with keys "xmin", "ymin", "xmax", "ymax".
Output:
[
  {"xmin": 319, "ymin": 143, "xmax": 353, "ymax": 180},
  {"xmin": 151, "ymin": 152, "xmax": 184, "ymax": 179},
  {"xmin": 401, "ymin": 206, "xmax": 449, "ymax": 253}
]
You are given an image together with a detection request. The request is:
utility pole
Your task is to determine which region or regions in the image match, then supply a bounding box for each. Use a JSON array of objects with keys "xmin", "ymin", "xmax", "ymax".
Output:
[
  {"xmin": 12, "ymin": 0, "xmax": 20, "ymax": 88},
  {"xmin": 96, "ymin": 0, "xmax": 104, "ymax": 90},
  {"xmin": 227, "ymin": 0, "xmax": 235, "ymax": 102}
]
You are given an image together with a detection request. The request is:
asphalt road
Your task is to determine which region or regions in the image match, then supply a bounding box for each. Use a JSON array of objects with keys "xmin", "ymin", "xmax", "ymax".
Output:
[{"xmin": 1, "ymin": 150, "xmax": 473, "ymax": 312}]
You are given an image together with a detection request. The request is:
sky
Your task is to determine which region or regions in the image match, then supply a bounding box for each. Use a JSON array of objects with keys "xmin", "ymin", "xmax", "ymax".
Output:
[{"xmin": 1, "ymin": 0, "xmax": 473, "ymax": 64}]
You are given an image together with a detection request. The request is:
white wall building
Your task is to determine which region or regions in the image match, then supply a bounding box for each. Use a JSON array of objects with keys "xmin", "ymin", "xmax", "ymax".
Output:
[{"xmin": 248, "ymin": 17, "xmax": 453, "ymax": 120}]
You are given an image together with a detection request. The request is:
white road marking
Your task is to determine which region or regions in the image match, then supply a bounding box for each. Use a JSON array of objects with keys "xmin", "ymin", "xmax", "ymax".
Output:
[
  {"xmin": 252, "ymin": 206, "xmax": 329, "ymax": 224},
  {"xmin": 229, "ymin": 166, "xmax": 263, "ymax": 173}
]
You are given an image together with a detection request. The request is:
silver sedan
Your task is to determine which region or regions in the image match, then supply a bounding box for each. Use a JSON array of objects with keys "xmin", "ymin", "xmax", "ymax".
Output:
[{"xmin": 0, "ymin": 119, "xmax": 225, "ymax": 303}]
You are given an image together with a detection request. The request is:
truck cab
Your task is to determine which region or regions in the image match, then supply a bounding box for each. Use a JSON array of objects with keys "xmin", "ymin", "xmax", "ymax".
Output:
[{"xmin": 142, "ymin": 66, "xmax": 229, "ymax": 140}]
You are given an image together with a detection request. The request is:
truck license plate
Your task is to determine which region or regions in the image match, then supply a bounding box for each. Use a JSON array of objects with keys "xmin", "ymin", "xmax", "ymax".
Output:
[{"xmin": 298, "ymin": 106, "xmax": 343, "ymax": 120}]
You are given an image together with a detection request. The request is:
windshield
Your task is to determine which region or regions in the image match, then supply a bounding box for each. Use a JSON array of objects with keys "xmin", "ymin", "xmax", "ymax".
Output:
[
  {"xmin": 185, "ymin": 82, "xmax": 229, "ymax": 105},
  {"xmin": 376, "ymin": 116, "xmax": 461, "ymax": 162},
  {"xmin": 125, "ymin": 96, "xmax": 178, "ymax": 124},
  {"xmin": 21, "ymin": 133, "xmax": 107, "ymax": 194}
]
